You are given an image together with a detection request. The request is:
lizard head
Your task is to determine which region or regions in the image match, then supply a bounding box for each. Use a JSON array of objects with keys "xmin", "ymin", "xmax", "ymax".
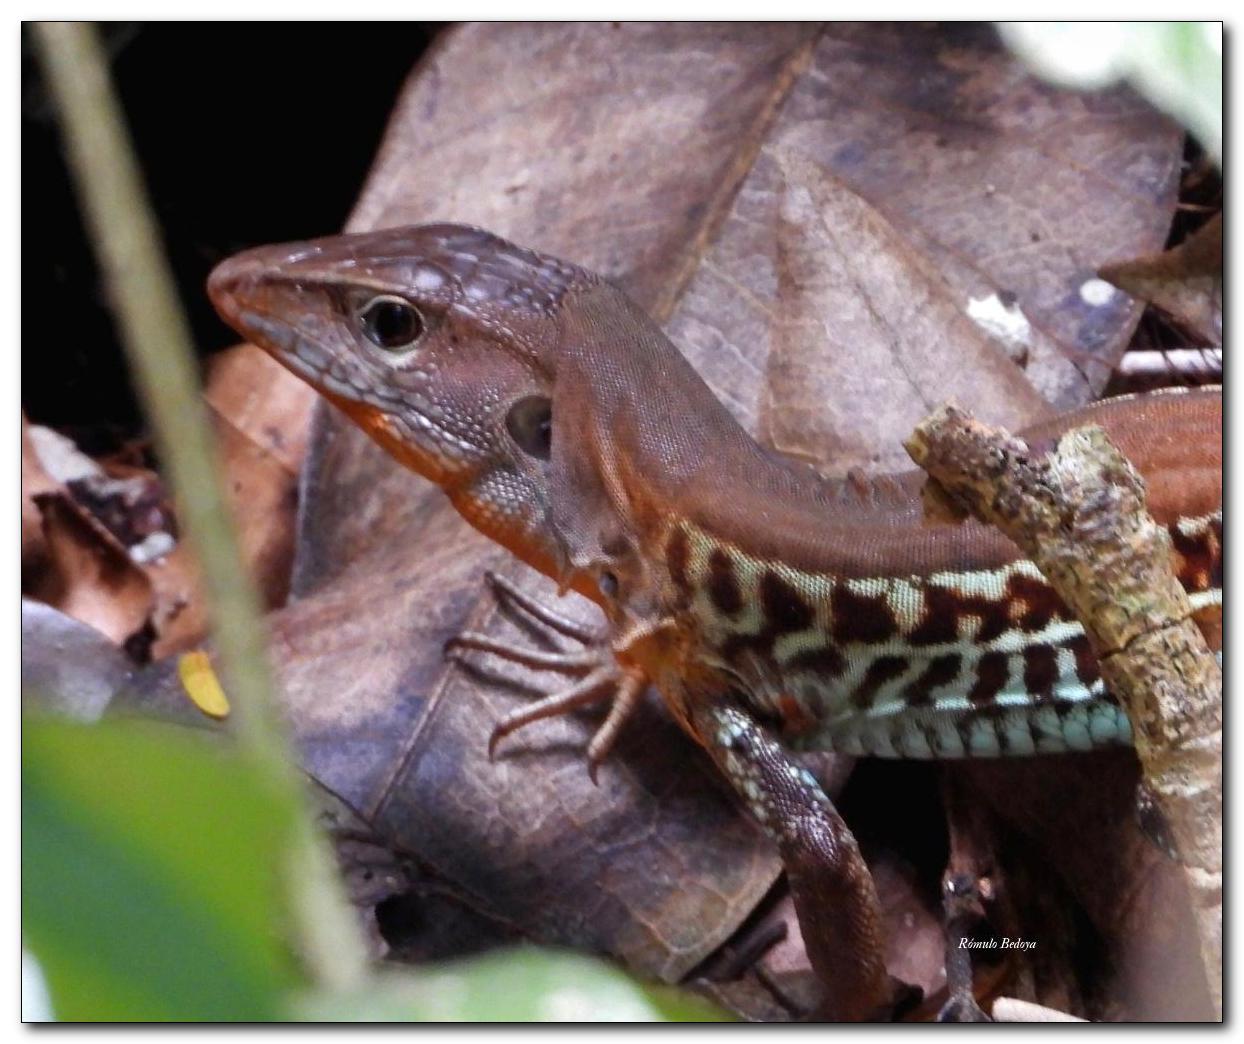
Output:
[{"xmin": 208, "ymin": 223, "xmax": 598, "ymax": 586}]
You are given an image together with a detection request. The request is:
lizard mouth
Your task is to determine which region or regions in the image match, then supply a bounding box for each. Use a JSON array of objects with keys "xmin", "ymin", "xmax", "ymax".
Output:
[
  {"xmin": 209, "ymin": 251, "xmax": 332, "ymax": 375},
  {"xmin": 209, "ymin": 255, "xmax": 468, "ymax": 485}
]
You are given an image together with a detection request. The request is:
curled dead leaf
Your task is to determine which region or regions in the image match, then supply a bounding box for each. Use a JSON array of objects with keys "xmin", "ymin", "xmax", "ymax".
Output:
[
  {"xmin": 1100, "ymin": 213, "xmax": 1222, "ymax": 346},
  {"xmin": 29, "ymin": 490, "xmax": 156, "ymax": 654},
  {"xmin": 21, "ymin": 416, "xmax": 59, "ymax": 577}
]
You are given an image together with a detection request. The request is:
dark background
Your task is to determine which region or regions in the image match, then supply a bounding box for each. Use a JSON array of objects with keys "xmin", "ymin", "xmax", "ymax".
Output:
[{"xmin": 22, "ymin": 23, "xmax": 438, "ymax": 453}]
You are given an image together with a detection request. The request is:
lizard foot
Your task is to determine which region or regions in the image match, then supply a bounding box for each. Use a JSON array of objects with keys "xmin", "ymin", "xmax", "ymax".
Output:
[{"xmin": 445, "ymin": 571, "xmax": 646, "ymax": 782}]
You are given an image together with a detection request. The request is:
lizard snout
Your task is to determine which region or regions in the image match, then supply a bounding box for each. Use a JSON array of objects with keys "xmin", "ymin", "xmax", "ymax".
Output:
[{"xmin": 207, "ymin": 241, "xmax": 325, "ymax": 321}]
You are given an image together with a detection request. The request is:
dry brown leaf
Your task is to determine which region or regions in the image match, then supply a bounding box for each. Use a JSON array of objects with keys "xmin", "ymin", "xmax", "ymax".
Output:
[
  {"xmin": 29, "ymin": 490, "xmax": 155, "ymax": 652},
  {"xmin": 759, "ymin": 150, "xmax": 1049, "ymax": 472},
  {"xmin": 135, "ymin": 410, "xmax": 303, "ymax": 659},
  {"xmin": 21, "ymin": 415, "xmax": 58, "ymax": 576},
  {"xmin": 23, "ymin": 423, "xmax": 200, "ymax": 660},
  {"xmin": 140, "ymin": 542, "xmax": 205, "ymax": 658},
  {"xmin": 872, "ymin": 855, "xmax": 946, "ymax": 1004},
  {"xmin": 1100, "ymin": 213, "xmax": 1222, "ymax": 346},
  {"xmin": 120, "ymin": 346, "xmax": 313, "ymax": 658},
  {"xmin": 664, "ymin": 23, "xmax": 1181, "ymax": 472},
  {"xmin": 21, "ymin": 417, "xmax": 276, "ymax": 662},
  {"xmin": 208, "ymin": 408, "xmax": 299, "ymax": 609},
  {"xmin": 199, "ymin": 342, "xmax": 315, "ymax": 614},
  {"xmin": 961, "ymin": 755, "xmax": 1212, "ymax": 1019},
  {"xmin": 204, "ymin": 342, "xmax": 318, "ymax": 475},
  {"xmin": 67, "ymin": 464, "xmax": 175, "ymax": 558}
]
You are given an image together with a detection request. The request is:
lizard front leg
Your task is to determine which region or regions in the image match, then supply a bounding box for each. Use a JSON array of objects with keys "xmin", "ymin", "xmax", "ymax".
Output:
[
  {"xmin": 445, "ymin": 571, "xmax": 647, "ymax": 781},
  {"xmin": 689, "ymin": 699, "xmax": 894, "ymax": 1021}
]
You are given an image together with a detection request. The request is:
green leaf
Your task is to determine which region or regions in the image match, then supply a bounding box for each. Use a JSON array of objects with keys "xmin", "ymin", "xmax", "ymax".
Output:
[
  {"xmin": 998, "ymin": 22, "xmax": 1222, "ymax": 163},
  {"xmin": 289, "ymin": 948, "xmax": 733, "ymax": 1022},
  {"xmin": 22, "ymin": 716, "xmax": 305, "ymax": 1020}
]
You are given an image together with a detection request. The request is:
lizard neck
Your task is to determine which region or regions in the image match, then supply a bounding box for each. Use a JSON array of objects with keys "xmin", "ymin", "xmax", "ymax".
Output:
[
  {"xmin": 555, "ymin": 284, "xmax": 1006, "ymax": 584},
  {"xmin": 557, "ymin": 286, "xmax": 1221, "ymax": 589}
]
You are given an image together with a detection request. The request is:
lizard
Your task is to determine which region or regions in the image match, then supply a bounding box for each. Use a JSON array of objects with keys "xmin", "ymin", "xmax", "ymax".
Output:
[{"xmin": 209, "ymin": 223, "xmax": 1222, "ymax": 1019}]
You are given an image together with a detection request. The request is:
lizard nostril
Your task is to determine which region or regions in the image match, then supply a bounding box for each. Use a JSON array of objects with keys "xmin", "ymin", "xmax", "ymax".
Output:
[
  {"xmin": 206, "ymin": 257, "xmax": 249, "ymax": 314},
  {"xmin": 505, "ymin": 395, "xmax": 552, "ymax": 460}
]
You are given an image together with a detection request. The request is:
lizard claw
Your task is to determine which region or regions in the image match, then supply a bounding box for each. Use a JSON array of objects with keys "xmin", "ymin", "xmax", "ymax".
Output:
[
  {"xmin": 486, "ymin": 661, "xmax": 614, "ymax": 760},
  {"xmin": 483, "ymin": 570, "xmax": 600, "ymax": 646},
  {"xmin": 483, "ymin": 659, "xmax": 647, "ymax": 784},
  {"xmin": 584, "ymin": 670, "xmax": 646, "ymax": 784},
  {"xmin": 453, "ymin": 572, "xmax": 649, "ymax": 781}
]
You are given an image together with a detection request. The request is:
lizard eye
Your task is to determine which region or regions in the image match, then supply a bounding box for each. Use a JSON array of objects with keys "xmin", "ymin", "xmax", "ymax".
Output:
[
  {"xmin": 358, "ymin": 295, "xmax": 424, "ymax": 350},
  {"xmin": 506, "ymin": 395, "xmax": 552, "ymax": 460}
]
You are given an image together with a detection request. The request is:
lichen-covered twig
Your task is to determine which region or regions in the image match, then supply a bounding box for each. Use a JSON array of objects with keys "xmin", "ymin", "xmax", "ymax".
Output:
[{"xmin": 905, "ymin": 405, "xmax": 1221, "ymax": 1016}]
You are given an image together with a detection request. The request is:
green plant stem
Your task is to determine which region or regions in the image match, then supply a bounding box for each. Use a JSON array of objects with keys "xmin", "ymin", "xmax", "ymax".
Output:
[{"xmin": 31, "ymin": 21, "xmax": 367, "ymax": 992}]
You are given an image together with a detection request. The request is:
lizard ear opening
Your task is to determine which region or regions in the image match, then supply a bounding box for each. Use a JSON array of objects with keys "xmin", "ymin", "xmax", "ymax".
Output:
[{"xmin": 506, "ymin": 395, "xmax": 553, "ymax": 460}]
